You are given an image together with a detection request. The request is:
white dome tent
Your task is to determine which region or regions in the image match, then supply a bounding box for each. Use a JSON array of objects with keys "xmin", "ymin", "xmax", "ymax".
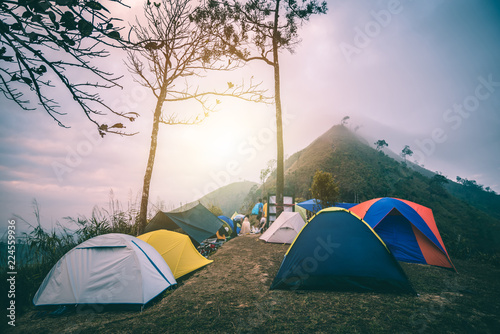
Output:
[
  {"xmin": 33, "ymin": 233, "xmax": 176, "ymax": 307},
  {"xmin": 259, "ymin": 212, "xmax": 306, "ymax": 244}
]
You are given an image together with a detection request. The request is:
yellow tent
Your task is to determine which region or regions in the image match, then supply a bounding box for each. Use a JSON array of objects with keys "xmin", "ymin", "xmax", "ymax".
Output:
[{"xmin": 137, "ymin": 230, "xmax": 213, "ymax": 279}]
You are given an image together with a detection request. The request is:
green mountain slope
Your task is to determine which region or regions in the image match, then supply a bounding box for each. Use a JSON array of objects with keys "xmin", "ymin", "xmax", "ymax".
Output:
[
  {"xmin": 444, "ymin": 180, "xmax": 500, "ymax": 221},
  {"xmin": 198, "ymin": 180, "xmax": 258, "ymax": 216},
  {"xmin": 176, "ymin": 181, "xmax": 258, "ymax": 216},
  {"xmin": 268, "ymin": 125, "xmax": 500, "ymax": 256}
]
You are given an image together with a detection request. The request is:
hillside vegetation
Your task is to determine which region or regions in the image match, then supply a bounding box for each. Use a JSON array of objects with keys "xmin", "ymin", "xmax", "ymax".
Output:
[{"xmin": 265, "ymin": 125, "xmax": 500, "ymax": 257}]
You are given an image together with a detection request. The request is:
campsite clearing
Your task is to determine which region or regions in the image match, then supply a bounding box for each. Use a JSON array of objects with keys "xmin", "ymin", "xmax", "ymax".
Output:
[{"xmin": 9, "ymin": 234, "xmax": 500, "ymax": 333}]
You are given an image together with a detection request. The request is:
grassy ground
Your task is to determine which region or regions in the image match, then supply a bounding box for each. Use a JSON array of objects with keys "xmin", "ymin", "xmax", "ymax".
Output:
[{"xmin": 7, "ymin": 234, "xmax": 500, "ymax": 333}]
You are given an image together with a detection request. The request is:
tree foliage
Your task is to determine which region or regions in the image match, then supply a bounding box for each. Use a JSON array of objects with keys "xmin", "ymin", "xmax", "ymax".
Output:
[
  {"xmin": 432, "ymin": 172, "xmax": 449, "ymax": 186},
  {"xmin": 191, "ymin": 0, "xmax": 328, "ymax": 64},
  {"xmin": 309, "ymin": 170, "xmax": 339, "ymax": 209},
  {"xmin": 426, "ymin": 172, "xmax": 449, "ymax": 197},
  {"xmin": 400, "ymin": 144, "xmax": 413, "ymax": 163},
  {"xmin": 0, "ymin": 0, "xmax": 139, "ymax": 136},
  {"xmin": 456, "ymin": 176, "xmax": 489, "ymax": 192},
  {"xmin": 375, "ymin": 139, "xmax": 388, "ymax": 151}
]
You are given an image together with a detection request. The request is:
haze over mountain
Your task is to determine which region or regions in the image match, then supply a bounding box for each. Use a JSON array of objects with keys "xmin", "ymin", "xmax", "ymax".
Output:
[
  {"xmin": 174, "ymin": 181, "xmax": 258, "ymax": 217},
  {"xmin": 254, "ymin": 125, "xmax": 500, "ymax": 256}
]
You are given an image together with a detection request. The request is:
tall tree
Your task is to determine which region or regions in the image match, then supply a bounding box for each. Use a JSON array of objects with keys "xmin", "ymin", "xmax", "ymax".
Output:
[
  {"xmin": 375, "ymin": 139, "xmax": 388, "ymax": 151},
  {"xmin": 192, "ymin": 0, "xmax": 327, "ymax": 215},
  {"xmin": 128, "ymin": 0, "xmax": 268, "ymax": 234},
  {"xmin": 400, "ymin": 144, "xmax": 413, "ymax": 164},
  {"xmin": 0, "ymin": 0, "xmax": 137, "ymax": 136},
  {"xmin": 428, "ymin": 172, "xmax": 449, "ymax": 197}
]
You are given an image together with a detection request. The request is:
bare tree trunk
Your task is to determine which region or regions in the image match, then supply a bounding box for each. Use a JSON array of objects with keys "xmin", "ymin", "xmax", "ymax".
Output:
[
  {"xmin": 138, "ymin": 85, "xmax": 167, "ymax": 235},
  {"xmin": 273, "ymin": 0, "xmax": 284, "ymax": 216}
]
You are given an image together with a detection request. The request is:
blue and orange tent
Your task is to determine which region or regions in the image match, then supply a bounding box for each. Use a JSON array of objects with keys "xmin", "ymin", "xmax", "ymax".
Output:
[{"xmin": 350, "ymin": 197, "xmax": 455, "ymax": 271}]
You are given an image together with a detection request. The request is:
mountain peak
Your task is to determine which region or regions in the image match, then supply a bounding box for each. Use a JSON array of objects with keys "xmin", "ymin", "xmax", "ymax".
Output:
[{"xmin": 276, "ymin": 122, "xmax": 500, "ymax": 254}]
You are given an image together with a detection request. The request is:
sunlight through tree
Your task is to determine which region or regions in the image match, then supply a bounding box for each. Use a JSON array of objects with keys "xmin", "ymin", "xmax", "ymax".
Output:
[
  {"xmin": 192, "ymin": 0, "xmax": 328, "ymax": 215},
  {"xmin": 128, "ymin": 0, "xmax": 270, "ymax": 233}
]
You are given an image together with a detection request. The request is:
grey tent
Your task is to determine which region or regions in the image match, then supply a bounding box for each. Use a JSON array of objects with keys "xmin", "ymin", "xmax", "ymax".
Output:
[
  {"xmin": 145, "ymin": 203, "xmax": 223, "ymax": 245},
  {"xmin": 33, "ymin": 234, "xmax": 176, "ymax": 307}
]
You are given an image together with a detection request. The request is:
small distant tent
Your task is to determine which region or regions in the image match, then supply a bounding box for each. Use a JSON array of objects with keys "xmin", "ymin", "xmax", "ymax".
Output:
[
  {"xmin": 33, "ymin": 234, "xmax": 176, "ymax": 307},
  {"xmin": 271, "ymin": 208, "xmax": 415, "ymax": 294},
  {"xmin": 296, "ymin": 199, "xmax": 323, "ymax": 213},
  {"xmin": 259, "ymin": 212, "xmax": 306, "ymax": 244},
  {"xmin": 350, "ymin": 197, "xmax": 455, "ymax": 270},
  {"xmin": 231, "ymin": 212, "xmax": 245, "ymax": 222},
  {"xmin": 145, "ymin": 203, "xmax": 223, "ymax": 245},
  {"xmin": 138, "ymin": 230, "xmax": 213, "ymax": 279},
  {"xmin": 219, "ymin": 215, "xmax": 239, "ymax": 234},
  {"xmin": 297, "ymin": 199, "xmax": 356, "ymax": 213}
]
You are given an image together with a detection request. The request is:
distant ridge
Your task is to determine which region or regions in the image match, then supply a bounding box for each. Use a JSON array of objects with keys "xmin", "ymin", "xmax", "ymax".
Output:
[
  {"xmin": 175, "ymin": 181, "xmax": 258, "ymax": 216},
  {"xmin": 184, "ymin": 124, "xmax": 500, "ymax": 256},
  {"xmin": 265, "ymin": 124, "xmax": 500, "ymax": 255}
]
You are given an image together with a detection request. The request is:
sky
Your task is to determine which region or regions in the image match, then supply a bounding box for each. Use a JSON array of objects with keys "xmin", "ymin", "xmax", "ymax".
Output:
[{"xmin": 1, "ymin": 0, "xmax": 499, "ymax": 236}]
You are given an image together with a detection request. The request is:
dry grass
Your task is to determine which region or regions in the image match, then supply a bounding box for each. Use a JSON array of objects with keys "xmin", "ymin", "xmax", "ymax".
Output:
[{"xmin": 7, "ymin": 234, "xmax": 500, "ymax": 333}]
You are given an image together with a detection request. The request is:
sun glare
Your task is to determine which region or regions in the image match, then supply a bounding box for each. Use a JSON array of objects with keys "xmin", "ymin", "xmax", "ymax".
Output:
[
  {"xmin": 178, "ymin": 123, "xmax": 237, "ymax": 161},
  {"xmin": 211, "ymin": 134, "xmax": 235, "ymax": 158}
]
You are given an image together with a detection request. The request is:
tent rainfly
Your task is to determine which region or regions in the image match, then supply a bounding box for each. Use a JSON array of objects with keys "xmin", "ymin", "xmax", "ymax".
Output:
[
  {"xmin": 145, "ymin": 203, "xmax": 223, "ymax": 245},
  {"xmin": 33, "ymin": 233, "xmax": 176, "ymax": 307},
  {"xmin": 350, "ymin": 197, "xmax": 456, "ymax": 270},
  {"xmin": 138, "ymin": 230, "xmax": 213, "ymax": 279}
]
